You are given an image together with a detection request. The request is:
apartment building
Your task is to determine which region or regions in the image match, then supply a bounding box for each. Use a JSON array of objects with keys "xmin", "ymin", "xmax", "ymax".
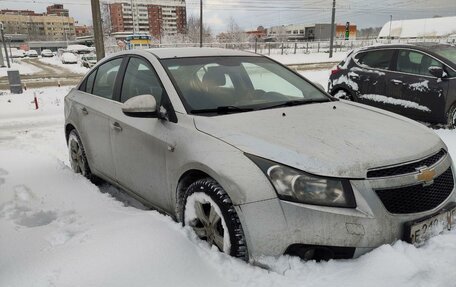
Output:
[
  {"xmin": 0, "ymin": 6, "xmax": 75, "ymax": 41},
  {"xmin": 46, "ymin": 4, "xmax": 69, "ymax": 17},
  {"xmin": 108, "ymin": 0, "xmax": 186, "ymax": 39}
]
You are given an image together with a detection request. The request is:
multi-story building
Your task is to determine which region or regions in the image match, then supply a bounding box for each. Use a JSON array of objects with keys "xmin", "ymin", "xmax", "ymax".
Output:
[
  {"xmin": 0, "ymin": 6, "xmax": 75, "ymax": 41},
  {"xmin": 107, "ymin": 0, "xmax": 186, "ymax": 40},
  {"xmin": 46, "ymin": 4, "xmax": 69, "ymax": 17}
]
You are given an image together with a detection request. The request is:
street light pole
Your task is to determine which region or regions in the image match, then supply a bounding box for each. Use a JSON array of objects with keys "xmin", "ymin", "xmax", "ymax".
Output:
[
  {"xmin": 200, "ymin": 0, "xmax": 203, "ymax": 47},
  {"xmin": 389, "ymin": 15, "xmax": 392, "ymax": 43},
  {"xmin": 0, "ymin": 22, "xmax": 11, "ymax": 68},
  {"xmin": 329, "ymin": 0, "xmax": 336, "ymax": 58},
  {"xmin": 91, "ymin": 0, "xmax": 105, "ymax": 60}
]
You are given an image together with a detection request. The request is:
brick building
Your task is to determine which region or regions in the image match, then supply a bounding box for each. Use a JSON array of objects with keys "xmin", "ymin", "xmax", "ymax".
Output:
[{"xmin": 107, "ymin": 0, "xmax": 186, "ymax": 40}]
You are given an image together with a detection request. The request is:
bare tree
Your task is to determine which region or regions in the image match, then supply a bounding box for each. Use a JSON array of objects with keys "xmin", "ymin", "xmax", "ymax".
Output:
[{"xmin": 225, "ymin": 17, "xmax": 247, "ymax": 43}]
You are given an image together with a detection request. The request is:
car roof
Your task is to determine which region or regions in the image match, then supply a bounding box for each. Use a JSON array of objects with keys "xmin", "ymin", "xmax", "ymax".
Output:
[{"xmin": 145, "ymin": 47, "xmax": 260, "ymax": 59}]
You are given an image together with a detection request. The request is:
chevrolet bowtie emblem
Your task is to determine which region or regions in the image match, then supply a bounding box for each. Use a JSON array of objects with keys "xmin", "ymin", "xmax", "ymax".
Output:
[{"xmin": 416, "ymin": 167, "xmax": 436, "ymax": 186}]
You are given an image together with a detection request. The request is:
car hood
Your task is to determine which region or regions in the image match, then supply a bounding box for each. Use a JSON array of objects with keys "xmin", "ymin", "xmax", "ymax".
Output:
[{"xmin": 193, "ymin": 101, "xmax": 445, "ymax": 178}]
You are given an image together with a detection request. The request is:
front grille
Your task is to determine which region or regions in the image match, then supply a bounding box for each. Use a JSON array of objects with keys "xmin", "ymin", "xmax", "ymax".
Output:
[
  {"xmin": 367, "ymin": 149, "xmax": 446, "ymax": 178},
  {"xmin": 375, "ymin": 168, "xmax": 454, "ymax": 214}
]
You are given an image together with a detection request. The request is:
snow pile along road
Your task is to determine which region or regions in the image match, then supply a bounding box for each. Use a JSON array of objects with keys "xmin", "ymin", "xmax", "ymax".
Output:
[
  {"xmin": 1, "ymin": 85, "xmax": 456, "ymax": 287},
  {"xmin": 39, "ymin": 56, "xmax": 89, "ymax": 75}
]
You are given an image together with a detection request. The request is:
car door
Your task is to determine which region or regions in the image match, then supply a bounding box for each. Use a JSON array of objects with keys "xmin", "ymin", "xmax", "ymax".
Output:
[
  {"xmin": 110, "ymin": 56, "xmax": 174, "ymax": 211},
  {"xmin": 389, "ymin": 49, "xmax": 449, "ymax": 122},
  {"xmin": 351, "ymin": 49, "xmax": 394, "ymax": 105},
  {"xmin": 73, "ymin": 57, "xmax": 124, "ymax": 180}
]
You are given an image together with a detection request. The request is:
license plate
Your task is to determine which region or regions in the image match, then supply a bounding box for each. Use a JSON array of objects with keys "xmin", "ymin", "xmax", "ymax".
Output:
[{"xmin": 406, "ymin": 205, "xmax": 456, "ymax": 245}]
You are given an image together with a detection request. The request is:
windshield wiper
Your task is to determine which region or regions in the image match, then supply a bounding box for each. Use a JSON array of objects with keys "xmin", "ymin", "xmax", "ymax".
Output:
[
  {"xmin": 258, "ymin": 99, "xmax": 329, "ymax": 110},
  {"xmin": 191, "ymin": 106, "xmax": 254, "ymax": 115}
]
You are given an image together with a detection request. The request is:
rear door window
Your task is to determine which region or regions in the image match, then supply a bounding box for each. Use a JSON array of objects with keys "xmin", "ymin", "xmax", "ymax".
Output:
[
  {"xmin": 396, "ymin": 50, "xmax": 443, "ymax": 77},
  {"xmin": 92, "ymin": 58, "xmax": 123, "ymax": 100},
  {"xmin": 356, "ymin": 50, "xmax": 395, "ymax": 70}
]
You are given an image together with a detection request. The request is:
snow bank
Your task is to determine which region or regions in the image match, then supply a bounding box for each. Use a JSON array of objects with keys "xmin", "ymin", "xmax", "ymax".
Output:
[
  {"xmin": 299, "ymin": 70, "xmax": 330, "ymax": 91},
  {"xmin": 39, "ymin": 56, "xmax": 90, "ymax": 75},
  {"xmin": 0, "ymin": 59, "xmax": 43, "ymax": 77},
  {"xmin": 1, "ymin": 86, "xmax": 456, "ymax": 287}
]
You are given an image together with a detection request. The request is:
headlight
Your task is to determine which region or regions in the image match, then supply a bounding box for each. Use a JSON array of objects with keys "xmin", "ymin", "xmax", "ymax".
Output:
[{"xmin": 246, "ymin": 154, "xmax": 356, "ymax": 208}]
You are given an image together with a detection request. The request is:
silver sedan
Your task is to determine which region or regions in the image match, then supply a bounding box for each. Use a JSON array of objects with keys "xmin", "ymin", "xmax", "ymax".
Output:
[{"xmin": 64, "ymin": 48, "xmax": 456, "ymax": 262}]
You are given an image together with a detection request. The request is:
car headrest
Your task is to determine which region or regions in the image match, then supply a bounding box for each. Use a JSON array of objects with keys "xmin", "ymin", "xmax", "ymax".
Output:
[{"xmin": 202, "ymin": 66, "xmax": 226, "ymax": 87}]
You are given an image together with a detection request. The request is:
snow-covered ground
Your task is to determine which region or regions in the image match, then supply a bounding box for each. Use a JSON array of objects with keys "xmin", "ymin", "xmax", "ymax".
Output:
[
  {"xmin": 0, "ymin": 59, "xmax": 43, "ymax": 77},
  {"xmin": 268, "ymin": 51, "xmax": 347, "ymax": 65},
  {"xmin": 39, "ymin": 56, "xmax": 90, "ymax": 75},
  {"xmin": 299, "ymin": 69, "xmax": 330, "ymax": 90},
  {"xmin": 1, "ymin": 79, "xmax": 456, "ymax": 286}
]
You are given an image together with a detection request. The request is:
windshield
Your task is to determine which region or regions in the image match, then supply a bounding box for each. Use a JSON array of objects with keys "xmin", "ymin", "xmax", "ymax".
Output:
[
  {"xmin": 161, "ymin": 56, "xmax": 329, "ymax": 114},
  {"xmin": 434, "ymin": 46, "xmax": 456, "ymax": 63}
]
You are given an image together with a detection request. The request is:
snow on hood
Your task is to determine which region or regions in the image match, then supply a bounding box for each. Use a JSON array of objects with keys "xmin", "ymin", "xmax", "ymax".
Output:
[{"xmin": 194, "ymin": 101, "xmax": 444, "ymax": 178}]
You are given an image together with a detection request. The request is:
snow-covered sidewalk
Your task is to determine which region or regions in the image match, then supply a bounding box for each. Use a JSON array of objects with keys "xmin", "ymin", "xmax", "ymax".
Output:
[
  {"xmin": 0, "ymin": 59, "xmax": 43, "ymax": 77},
  {"xmin": 1, "ymin": 86, "xmax": 456, "ymax": 287}
]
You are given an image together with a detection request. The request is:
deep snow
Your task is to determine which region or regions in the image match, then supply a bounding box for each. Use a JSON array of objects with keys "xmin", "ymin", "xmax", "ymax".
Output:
[{"xmin": 1, "ymin": 80, "xmax": 456, "ymax": 286}]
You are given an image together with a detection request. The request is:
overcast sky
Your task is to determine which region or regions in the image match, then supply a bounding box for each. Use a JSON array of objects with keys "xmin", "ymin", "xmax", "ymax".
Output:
[{"xmin": 1, "ymin": 0, "xmax": 455, "ymax": 32}]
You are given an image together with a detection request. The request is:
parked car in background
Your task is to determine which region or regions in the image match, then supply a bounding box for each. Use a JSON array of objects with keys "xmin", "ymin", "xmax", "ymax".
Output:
[
  {"xmin": 81, "ymin": 54, "xmax": 97, "ymax": 68},
  {"xmin": 26, "ymin": 50, "xmax": 39, "ymax": 58},
  {"xmin": 41, "ymin": 49, "xmax": 54, "ymax": 57},
  {"xmin": 9, "ymin": 48, "xmax": 25, "ymax": 58},
  {"xmin": 64, "ymin": 48, "xmax": 456, "ymax": 262},
  {"xmin": 329, "ymin": 43, "xmax": 456, "ymax": 127},
  {"xmin": 61, "ymin": 52, "xmax": 78, "ymax": 64}
]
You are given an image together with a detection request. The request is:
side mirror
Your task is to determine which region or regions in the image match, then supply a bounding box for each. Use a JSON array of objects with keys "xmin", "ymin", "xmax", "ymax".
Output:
[
  {"xmin": 428, "ymin": 66, "xmax": 445, "ymax": 78},
  {"xmin": 122, "ymin": 94, "xmax": 157, "ymax": 118}
]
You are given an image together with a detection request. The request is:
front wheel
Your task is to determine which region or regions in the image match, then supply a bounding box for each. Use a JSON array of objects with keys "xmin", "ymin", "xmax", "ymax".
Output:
[
  {"xmin": 332, "ymin": 89, "xmax": 354, "ymax": 101},
  {"xmin": 182, "ymin": 178, "xmax": 248, "ymax": 260},
  {"xmin": 68, "ymin": 129, "xmax": 95, "ymax": 181},
  {"xmin": 447, "ymin": 105, "xmax": 456, "ymax": 129}
]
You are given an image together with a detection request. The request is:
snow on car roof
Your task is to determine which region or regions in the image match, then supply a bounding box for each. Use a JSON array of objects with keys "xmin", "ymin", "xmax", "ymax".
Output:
[{"xmin": 146, "ymin": 47, "xmax": 260, "ymax": 59}]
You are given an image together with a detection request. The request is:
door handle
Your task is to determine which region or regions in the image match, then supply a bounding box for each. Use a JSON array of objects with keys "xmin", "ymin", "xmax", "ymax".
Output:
[
  {"xmin": 112, "ymin": 122, "xmax": 122, "ymax": 132},
  {"xmin": 390, "ymin": 79, "xmax": 403, "ymax": 85},
  {"xmin": 81, "ymin": 107, "xmax": 88, "ymax": 115}
]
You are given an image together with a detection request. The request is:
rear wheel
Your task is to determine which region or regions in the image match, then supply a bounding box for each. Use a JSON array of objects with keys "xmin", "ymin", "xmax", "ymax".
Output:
[{"xmin": 182, "ymin": 178, "xmax": 248, "ymax": 260}]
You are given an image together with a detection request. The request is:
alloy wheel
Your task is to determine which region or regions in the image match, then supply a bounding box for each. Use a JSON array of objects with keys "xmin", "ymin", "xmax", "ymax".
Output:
[{"xmin": 189, "ymin": 201, "xmax": 225, "ymax": 251}]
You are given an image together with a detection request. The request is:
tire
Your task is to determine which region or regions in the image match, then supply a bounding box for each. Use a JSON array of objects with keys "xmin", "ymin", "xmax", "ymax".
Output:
[
  {"xmin": 182, "ymin": 178, "xmax": 248, "ymax": 261},
  {"xmin": 447, "ymin": 105, "xmax": 456, "ymax": 129},
  {"xmin": 68, "ymin": 129, "xmax": 96, "ymax": 181},
  {"xmin": 332, "ymin": 89, "xmax": 354, "ymax": 101}
]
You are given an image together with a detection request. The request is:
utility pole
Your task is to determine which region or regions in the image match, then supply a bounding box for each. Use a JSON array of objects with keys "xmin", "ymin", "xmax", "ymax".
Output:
[
  {"xmin": 0, "ymin": 22, "xmax": 10, "ymax": 68},
  {"xmin": 329, "ymin": 0, "xmax": 336, "ymax": 58},
  {"xmin": 200, "ymin": 0, "xmax": 203, "ymax": 47},
  {"xmin": 389, "ymin": 15, "xmax": 392, "ymax": 43},
  {"xmin": 91, "ymin": 0, "xmax": 105, "ymax": 60}
]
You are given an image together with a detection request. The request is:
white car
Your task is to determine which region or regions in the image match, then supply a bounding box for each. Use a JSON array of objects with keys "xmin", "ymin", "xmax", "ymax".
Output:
[
  {"xmin": 41, "ymin": 49, "xmax": 54, "ymax": 57},
  {"xmin": 26, "ymin": 50, "xmax": 38, "ymax": 58},
  {"xmin": 61, "ymin": 52, "xmax": 78, "ymax": 64},
  {"xmin": 64, "ymin": 48, "xmax": 456, "ymax": 262}
]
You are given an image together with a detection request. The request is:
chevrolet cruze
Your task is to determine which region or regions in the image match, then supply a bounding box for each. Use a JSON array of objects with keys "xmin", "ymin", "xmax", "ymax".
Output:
[{"xmin": 64, "ymin": 48, "xmax": 456, "ymax": 262}]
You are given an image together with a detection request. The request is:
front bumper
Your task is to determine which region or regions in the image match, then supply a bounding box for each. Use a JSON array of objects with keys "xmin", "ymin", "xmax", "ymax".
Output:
[{"xmin": 237, "ymin": 156, "xmax": 456, "ymax": 261}]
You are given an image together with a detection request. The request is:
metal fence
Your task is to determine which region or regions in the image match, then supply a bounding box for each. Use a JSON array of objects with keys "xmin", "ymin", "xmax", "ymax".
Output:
[{"xmin": 107, "ymin": 37, "xmax": 455, "ymax": 56}]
